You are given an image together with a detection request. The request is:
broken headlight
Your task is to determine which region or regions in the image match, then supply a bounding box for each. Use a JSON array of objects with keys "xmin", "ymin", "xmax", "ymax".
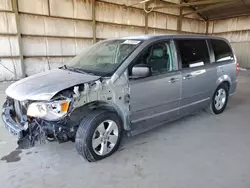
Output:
[{"xmin": 27, "ymin": 100, "xmax": 71, "ymax": 121}]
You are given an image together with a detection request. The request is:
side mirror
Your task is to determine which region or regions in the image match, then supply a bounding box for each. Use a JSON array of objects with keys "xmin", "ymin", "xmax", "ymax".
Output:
[{"xmin": 131, "ymin": 64, "xmax": 151, "ymax": 79}]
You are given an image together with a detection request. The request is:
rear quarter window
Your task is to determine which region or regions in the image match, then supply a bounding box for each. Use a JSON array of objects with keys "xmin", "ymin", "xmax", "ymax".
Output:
[{"xmin": 211, "ymin": 39, "xmax": 233, "ymax": 62}]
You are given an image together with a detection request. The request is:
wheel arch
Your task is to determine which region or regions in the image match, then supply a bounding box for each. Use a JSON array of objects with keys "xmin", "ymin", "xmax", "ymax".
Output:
[
  {"xmin": 216, "ymin": 75, "xmax": 232, "ymax": 90},
  {"xmin": 69, "ymin": 100, "xmax": 130, "ymax": 131}
]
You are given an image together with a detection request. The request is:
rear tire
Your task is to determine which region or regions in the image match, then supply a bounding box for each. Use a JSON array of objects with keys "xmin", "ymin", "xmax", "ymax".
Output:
[
  {"xmin": 75, "ymin": 110, "xmax": 123, "ymax": 162},
  {"xmin": 206, "ymin": 83, "xmax": 229, "ymax": 115}
]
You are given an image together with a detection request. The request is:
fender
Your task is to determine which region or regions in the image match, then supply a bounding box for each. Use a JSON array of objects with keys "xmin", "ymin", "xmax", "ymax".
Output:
[{"xmin": 68, "ymin": 100, "xmax": 131, "ymax": 131}]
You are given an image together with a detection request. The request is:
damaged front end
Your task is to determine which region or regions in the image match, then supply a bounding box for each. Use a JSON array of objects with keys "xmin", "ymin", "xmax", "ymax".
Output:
[
  {"xmin": 2, "ymin": 96, "xmax": 77, "ymax": 149},
  {"xmin": 2, "ymin": 71, "xmax": 130, "ymax": 149}
]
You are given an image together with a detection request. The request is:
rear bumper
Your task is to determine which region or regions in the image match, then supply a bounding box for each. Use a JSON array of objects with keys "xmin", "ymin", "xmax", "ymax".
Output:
[{"xmin": 1, "ymin": 102, "xmax": 24, "ymax": 139}]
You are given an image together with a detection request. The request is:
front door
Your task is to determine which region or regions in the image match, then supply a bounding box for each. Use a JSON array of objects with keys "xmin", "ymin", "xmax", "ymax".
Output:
[
  {"xmin": 175, "ymin": 39, "xmax": 214, "ymax": 116},
  {"xmin": 129, "ymin": 40, "xmax": 181, "ymax": 130}
]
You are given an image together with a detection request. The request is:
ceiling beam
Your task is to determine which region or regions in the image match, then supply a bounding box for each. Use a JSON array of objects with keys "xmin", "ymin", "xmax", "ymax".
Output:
[
  {"xmin": 177, "ymin": 0, "xmax": 184, "ymax": 33},
  {"xmin": 209, "ymin": 11, "xmax": 250, "ymax": 20},
  {"xmin": 182, "ymin": 0, "xmax": 241, "ymax": 18},
  {"xmin": 183, "ymin": 0, "xmax": 208, "ymax": 21},
  {"xmin": 152, "ymin": 0, "xmax": 239, "ymax": 9}
]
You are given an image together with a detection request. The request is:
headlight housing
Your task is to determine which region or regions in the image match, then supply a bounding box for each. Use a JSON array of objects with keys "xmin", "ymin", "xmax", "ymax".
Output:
[{"xmin": 27, "ymin": 100, "xmax": 71, "ymax": 121}]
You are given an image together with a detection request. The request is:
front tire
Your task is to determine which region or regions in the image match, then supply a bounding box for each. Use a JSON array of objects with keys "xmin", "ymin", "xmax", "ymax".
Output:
[
  {"xmin": 75, "ymin": 110, "xmax": 123, "ymax": 162},
  {"xmin": 207, "ymin": 84, "xmax": 229, "ymax": 115}
]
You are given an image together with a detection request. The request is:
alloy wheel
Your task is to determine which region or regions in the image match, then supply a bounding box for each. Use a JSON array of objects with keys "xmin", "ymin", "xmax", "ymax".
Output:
[
  {"xmin": 214, "ymin": 88, "xmax": 227, "ymax": 111},
  {"xmin": 92, "ymin": 120, "xmax": 119, "ymax": 156}
]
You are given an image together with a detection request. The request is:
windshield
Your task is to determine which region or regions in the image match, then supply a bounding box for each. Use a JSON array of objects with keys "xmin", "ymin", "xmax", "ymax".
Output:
[{"xmin": 67, "ymin": 39, "xmax": 142, "ymax": 76}]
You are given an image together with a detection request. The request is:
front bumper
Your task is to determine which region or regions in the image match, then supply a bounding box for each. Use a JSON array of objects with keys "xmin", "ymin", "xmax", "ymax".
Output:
[{"xmin": 2, "ymin": 101, "xmax": 25, "ymax": 139}]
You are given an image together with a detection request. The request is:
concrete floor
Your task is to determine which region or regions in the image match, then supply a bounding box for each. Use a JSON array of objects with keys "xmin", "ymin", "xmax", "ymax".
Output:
[{"xmin": 0, "ymin": 72, "xmax": 250, "ymax": 188}]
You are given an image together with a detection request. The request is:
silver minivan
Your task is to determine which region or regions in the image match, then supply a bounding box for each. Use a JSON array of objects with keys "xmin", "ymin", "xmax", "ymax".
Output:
[{"xmin": 2, "ymin": 34, "xmax": 238, "ymax": 162}]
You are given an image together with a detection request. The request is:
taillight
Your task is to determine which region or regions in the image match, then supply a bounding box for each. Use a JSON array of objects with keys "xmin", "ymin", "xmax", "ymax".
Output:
[{"xmin": 236, "ymin": 63, "xmax": 239, "ymax": 75}]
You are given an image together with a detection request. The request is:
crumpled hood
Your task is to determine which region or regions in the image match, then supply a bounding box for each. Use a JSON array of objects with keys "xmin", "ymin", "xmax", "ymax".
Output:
[{"xmin": 6, "ymin": 68, "xmax": 101, "ymax": 101}]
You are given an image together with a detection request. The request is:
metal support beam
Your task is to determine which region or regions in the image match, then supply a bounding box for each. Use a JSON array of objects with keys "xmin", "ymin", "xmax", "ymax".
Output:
[
  {"xmin": 144, "ymin": 1, "xmax": 149, "ymax": 34},
  {"xmin": 109, "ymin": 0, "xmax": 201, "ymax": 21},
  {"xmin": 182, "ymin": 0, "xmax": 240, "ymax": 18},
  {"xmin": 92, "ymin": 0, "xmax": 96, "ymax": 43},
  {"xmin": 153, "ymin": 0, "xmax": 238, "ymax": 9},
  {"xmin": 21, "ymin": 34, "xmax": 95, "ymax": 40},
  {"xmin": 48, "ymin": 0, "xmax": 51, "ymax": 15},
  {"xmin": 11, "ymin": 0, "xmax": 25, "ymax": 78},
  {"xmin": 183, "ymin": 0, "xmax": 208, "ymax": 21},
  {"xmin": 0, "ymin": 33, "xmax": 17, "ymax": 36},
  {"xmin": 177, "ymin": 0, "xmax": 183, "ymax": 33},
  {"xmin": 0, "ymin": 10, "xmax": 14, "ymax": 13},
  {"xmin": 206, "ymin": 21, "xmax": 209, "ymax": 35},
  {"xmin": 19, "ymin": 11, "xmax": 92, "ymax": 22},
  {"xmin": 24, "ymin": 55, "xmax": 75, "ymax": 59},
  {"xmin": 0, "ymin": 56, "xmax": 20, "ymax": 59}
]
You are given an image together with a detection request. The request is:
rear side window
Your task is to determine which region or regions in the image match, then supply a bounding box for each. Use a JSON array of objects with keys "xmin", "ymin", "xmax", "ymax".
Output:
[
  {"xmin": 176, "ymin": 39, "xmax": 210, "ymax": 69},
  {"xmin": 211, "ymin": 39, "xmax": 233, "ymax": 62}
]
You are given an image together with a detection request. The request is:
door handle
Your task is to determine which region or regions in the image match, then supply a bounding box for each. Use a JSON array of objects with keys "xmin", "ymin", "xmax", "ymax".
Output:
[
  {"xmin": 169, "ymin": 77, "xmax": 180, "ymax": 83},
  {"xmin": 183, "ymin": 74, "xmax": 193, "ymax": 80}
]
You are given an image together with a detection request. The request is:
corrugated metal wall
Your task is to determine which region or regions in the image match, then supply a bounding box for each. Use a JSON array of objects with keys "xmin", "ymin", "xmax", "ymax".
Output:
[
  {"xmin": 208, "ymin": 16, "xmax": 250, "ymax": 68},
  {"xmin": 0, "ymin": 0, "xmax": 206, "ymax": 81},
  {"xmin": 0, "ymin": 0, "xmax": 23, "ymax": 80}
]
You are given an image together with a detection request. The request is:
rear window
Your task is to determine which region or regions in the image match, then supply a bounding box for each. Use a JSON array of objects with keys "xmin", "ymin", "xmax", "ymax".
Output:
[
  {"xmin": 176, "ymin": 39, "xmax": 210, "ymax": 69},
  {"xmin": 211, "ymin": 39, "xmax": 233, "ymax": 62}
]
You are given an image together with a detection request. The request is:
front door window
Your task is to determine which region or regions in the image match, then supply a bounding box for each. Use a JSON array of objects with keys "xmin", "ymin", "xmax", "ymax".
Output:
[{"xmin": 129, "ymin": 41, "xmax": 176, "ymax": 78}]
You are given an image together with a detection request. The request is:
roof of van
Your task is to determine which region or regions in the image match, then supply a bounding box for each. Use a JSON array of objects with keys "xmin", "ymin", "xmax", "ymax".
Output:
[{"xmin": 120, "ymin": 34, "xmax": 226, "ymax": 41}]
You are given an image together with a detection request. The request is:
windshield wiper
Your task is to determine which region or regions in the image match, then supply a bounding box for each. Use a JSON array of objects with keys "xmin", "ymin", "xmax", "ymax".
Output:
[
  {"xmin": 65, "ymin": 67, "xmax": 95, "ymax": 75},
  {"xmin": 59, "ymin": 65, "xmax": 68, "ymax": 70}
]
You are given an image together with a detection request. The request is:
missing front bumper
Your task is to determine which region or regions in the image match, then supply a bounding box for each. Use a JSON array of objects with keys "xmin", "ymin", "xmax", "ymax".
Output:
[{"xmin": 2, "ymin": 100, "xmax": 76, "ymax": 149}]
